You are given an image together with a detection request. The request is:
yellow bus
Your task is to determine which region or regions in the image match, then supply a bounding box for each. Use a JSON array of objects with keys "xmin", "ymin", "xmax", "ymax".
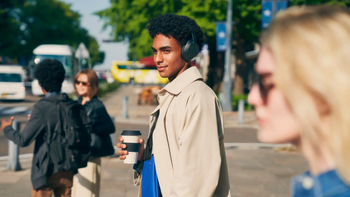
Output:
[{"xmin": 111, "ymin": 61, "xmax": 168, "ymax": 84}]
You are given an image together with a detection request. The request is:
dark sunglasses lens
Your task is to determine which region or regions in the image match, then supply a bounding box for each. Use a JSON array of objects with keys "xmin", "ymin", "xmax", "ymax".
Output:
[
  {"xmin": 75, "ymin": 81, "xmax": 88, "ymax": 86},
  {"xmin": 257, "ymin": 75, "xmax": 267, "ymax": 100}
]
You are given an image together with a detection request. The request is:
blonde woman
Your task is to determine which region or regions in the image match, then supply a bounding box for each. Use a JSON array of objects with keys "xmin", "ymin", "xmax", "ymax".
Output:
[
  {"xmin": 72, "ymin": 69, "xmax": 115, "ymax": 197},
  {"xmin": 248, "ymin": 5, "xmax": 350, "ymax": 196}
]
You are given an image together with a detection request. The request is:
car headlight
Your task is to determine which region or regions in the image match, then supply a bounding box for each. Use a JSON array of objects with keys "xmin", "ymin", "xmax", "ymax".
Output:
[{"xmin": 21, "ymin": 86, "xmax": 25, "ymax": 91}]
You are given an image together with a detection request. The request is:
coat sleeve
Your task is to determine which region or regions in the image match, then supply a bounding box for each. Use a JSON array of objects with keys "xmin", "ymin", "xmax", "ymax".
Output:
[
  {"xmin": 170, "ymin": 93, "xmax": 222, "ymax": 197},
  {"xmin": 3, "ymin": 104, "xmax": 45, "ymax": 147},
  {"xmin": 89, "ymin": 104, "xmax": 115, "ymax": 135}
]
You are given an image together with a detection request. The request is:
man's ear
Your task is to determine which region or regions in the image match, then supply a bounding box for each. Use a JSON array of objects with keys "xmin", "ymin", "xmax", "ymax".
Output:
[{"xmin": 40, "ymin": 84, "xmax": 47, "ymax": 95}]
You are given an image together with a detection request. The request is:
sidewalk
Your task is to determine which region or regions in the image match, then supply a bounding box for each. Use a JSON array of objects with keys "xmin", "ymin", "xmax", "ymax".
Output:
[
  {"xmin": 105, "ymin": 85, "xmax": 259, "ymax": 129},
  {"xmin": 0, "ymin": 148, "xmax": 307, "ymax": 197},
  {"xmin": 0, "ymin": 85, "xmax": 308, "ymax": 197}
]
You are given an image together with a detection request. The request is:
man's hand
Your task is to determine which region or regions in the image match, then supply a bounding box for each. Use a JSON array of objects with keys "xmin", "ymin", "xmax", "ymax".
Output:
[
  {"xmin": 117, "ymin": 136, "xmax": 144, "ymax": 161},
  {"xmin": 27, "ymin": 114, "xmax": 31, "ymax": 120},
  {"xmin": 1, "ymin": 117, "xmax": 14, "ymax": 131}
]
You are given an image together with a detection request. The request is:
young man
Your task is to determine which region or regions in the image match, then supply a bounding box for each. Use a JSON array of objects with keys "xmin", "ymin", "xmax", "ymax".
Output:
[
  {"xmin": 1, "ymin": 59, "xmax": 73, "ymax": 197},
  {"xmin": 118, "ymin": 14, "xmax": 231, "ymax": 196}
]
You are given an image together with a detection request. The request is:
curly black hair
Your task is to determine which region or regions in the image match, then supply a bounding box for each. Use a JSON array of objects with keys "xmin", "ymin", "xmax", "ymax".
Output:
[
  {"xmin": 147, "ymin": 13, "xmax": 204, "ymax": 50},
  {"xmin": 34, "ymin": 59, "xmax": 65, "ymax": 92}
]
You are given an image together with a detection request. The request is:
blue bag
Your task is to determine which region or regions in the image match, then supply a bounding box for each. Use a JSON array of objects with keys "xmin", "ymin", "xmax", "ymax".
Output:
[{"xmin": 141, "ymin": 155, "xmax": 160, "ymax": 197}]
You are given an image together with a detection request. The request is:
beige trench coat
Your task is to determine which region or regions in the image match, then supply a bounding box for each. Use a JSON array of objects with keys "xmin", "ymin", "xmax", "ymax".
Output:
[{"xmin": 134, "ymin": 67, "xmax": 231, "ymax": 197}]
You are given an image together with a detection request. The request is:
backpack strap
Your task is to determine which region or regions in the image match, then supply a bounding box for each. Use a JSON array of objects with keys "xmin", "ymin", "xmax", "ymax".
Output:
[{"xmin": 41, "ymin": 96, "xmax": 66, "ymax": 145}]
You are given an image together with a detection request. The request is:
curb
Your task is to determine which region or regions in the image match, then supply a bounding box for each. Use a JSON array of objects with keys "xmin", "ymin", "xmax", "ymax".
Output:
[{"xmin": 224, "ymin": 143, "xmax": 292, "ymax": 150}]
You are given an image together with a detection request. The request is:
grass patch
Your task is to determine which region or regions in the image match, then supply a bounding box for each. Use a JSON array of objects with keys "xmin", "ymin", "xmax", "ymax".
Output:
[{"xmin": 98, "ymin": 80, "xmax": 120, "ymax": 97}]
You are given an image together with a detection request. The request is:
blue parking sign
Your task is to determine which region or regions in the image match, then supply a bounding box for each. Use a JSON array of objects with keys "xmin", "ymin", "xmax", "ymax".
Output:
[
  {"xmin": 262, "ymin": 0, "xmax": 288, "ymax": 28},
  {"xmin": 277, "ymin": 1, "xmax": 288, "ymax": 11},
  {"xmin": 216, "ymin": 22, "xmax": 227, "ymax": 52},
  {"xmin": 262, "ymin": 1, "xmax": 273, "ymax": 28}
]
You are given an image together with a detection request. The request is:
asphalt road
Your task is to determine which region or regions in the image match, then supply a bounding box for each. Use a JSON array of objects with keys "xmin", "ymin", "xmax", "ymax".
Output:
[
  {"xmin": 0, "ymin": 120, "xmax": 258, "ymax": 156},
  {"xmin": 0, "ymin": 85, "xmax": 259, "ymax": 157}
]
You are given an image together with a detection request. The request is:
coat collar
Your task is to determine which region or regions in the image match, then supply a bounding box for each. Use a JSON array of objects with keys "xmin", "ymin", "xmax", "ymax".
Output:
[
  {"xmin": 161, "ymin": 66, "xmax": 203, "ymax": 96},
  {"xmin": 78, "ymin": 96, "xmax": 98, "ymax": 105},
  {"xmin": 150, "ymin": 67, "xmax": 202, "ymax": 116}
]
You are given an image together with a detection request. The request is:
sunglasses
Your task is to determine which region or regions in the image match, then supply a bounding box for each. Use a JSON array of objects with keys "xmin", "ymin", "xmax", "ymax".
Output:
[
  {"xmin": 75, "ymin": 80, "xmax": 89, "ymax": 86},
  {"xmin": 255, "ymin": 74, "xmax": 274, "ymax": 101}
]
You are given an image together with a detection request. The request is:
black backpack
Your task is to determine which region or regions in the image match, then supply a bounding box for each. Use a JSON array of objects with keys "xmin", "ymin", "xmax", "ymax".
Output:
[{"xmin": 43, "ymin": 94, "xmax": 91, "ymax": 171}]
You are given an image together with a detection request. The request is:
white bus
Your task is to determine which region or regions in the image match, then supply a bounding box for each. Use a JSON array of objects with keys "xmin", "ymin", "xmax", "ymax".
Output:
[{"xmin": 31, "ymin": 44, "xmax": 77, "ymax": 96}]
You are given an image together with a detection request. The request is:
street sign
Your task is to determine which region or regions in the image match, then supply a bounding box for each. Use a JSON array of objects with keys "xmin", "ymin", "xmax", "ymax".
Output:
[
  {"xmin": 75, "ymin": 42, "xmax": 90, "ymax": 59},
  {"xmin": 216, "ymin": 22, "xmax": 227, "ymax": 52},
  {"xmin": 261, "ymin": 0, "xmax": 288, "ymax": 28},
  {"xmin": 277, "ymin": 0, "xmax": 288, "ymax": 11},
  {"xmin": 262, "ymin": 1, "xmax": 273, "ymax": 28}
]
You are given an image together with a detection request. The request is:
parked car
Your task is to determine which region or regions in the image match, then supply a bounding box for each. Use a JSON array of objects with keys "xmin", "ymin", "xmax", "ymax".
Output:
[{"xmin": 0, "ymin": 65, "xmax": 26, "ymax": 101}]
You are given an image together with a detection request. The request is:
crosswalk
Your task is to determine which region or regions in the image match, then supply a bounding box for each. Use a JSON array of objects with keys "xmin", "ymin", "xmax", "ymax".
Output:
[{"xmin": 0, "ymin": 106, "xmax": 31, "ymax": 116}]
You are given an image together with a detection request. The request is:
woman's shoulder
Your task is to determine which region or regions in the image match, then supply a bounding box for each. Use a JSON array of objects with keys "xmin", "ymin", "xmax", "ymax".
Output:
[
  {"xmin": 91, "ymin": 97, "xmax": 105, "ymax": 107},
  {"xmin": 292, "ymin": 170, "xmax": 350, "ymax": 197}
]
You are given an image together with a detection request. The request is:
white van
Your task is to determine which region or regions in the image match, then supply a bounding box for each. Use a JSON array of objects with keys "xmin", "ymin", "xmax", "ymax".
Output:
[{"xmin": 0, "ymin": 65, "xmax": 26, "ymax": 101}]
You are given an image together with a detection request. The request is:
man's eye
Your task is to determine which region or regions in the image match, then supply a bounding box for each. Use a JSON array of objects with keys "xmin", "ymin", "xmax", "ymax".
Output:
[
  {"xmin": 163, "ymin": 50, "xmax": 170, "ymax": 53},
  {"xmin": 153, "ymin": 51, "xmax": 157, "ymax": 54}
]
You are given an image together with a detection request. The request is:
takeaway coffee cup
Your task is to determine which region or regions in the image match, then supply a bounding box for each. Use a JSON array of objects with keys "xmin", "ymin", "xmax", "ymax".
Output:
[{"xmin": 121, "ymin": 130, "xmax": 142, "ymax": 164}]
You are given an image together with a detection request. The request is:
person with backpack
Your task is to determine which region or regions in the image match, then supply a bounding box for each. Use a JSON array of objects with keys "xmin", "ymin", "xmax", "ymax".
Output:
[
  {"xmin": 71, "ymin": 68, "xmax": 115, "ymax": 197},
  {"xmin": 1, "ymin": 59, "xmax": 91, "ymax": 197}
]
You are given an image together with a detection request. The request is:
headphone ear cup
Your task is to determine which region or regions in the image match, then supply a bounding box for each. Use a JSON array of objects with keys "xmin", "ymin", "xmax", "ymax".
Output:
[
  {"xmin": 181, "ymin": 41, "xmax": 191, "ymax": 62},
  {"xmin": 181, "ymin": 40, "xmax": 200, "ymax": 62}
]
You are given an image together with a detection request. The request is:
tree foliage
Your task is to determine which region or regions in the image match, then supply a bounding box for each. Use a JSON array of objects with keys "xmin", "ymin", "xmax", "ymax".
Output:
[
  {"xmin": 96, "ymin": 0, "xmax": 228, "ymax": 60},
  {"xmin": 96, "ymin": 0, "xmax": 350, "ymax": 94},
  {"xmin": 0, "ymin": 0, "xmax": 104, "ymax": 66},
  {"xmin": 0, "ymin": 0, "xmax": 25, "ymax": 60},
  {"xmin": 96, "ymin": 0, "xmax": 262, "ymax": 92}
]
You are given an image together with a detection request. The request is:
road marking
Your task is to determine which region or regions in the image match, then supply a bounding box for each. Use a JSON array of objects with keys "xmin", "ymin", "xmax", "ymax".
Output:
[
  {"xmin": 0, "ymin": 106, "xmax": 30, "ymax": 116},
  {"xmin": 224, "ymin": 143, "xmax": 292, "ymax": 149}
]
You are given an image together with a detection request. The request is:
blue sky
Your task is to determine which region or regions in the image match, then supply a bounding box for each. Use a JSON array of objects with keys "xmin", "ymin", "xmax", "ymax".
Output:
[{"xmin": 60, "ymin": 0, "xmax": 129, "ymax": 69}]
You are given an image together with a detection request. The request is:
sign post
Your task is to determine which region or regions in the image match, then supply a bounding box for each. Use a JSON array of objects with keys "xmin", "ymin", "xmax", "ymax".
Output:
[
  {"xmin": 75, "ymin": 42, "xmax": 90, "ymax": 70},
  {"xmin": 220, "ymin": 0, "xmax": 233, "ymax": 111}
]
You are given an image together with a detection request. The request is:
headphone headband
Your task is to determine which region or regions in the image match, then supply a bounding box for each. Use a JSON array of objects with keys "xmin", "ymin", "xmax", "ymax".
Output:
[
  {"xmin": 186, "ymin": 23, "xmax": 197, "ymax": 43},
  {"xmin": 181, "ymin": 23, "xmax": 200, "ymax": 62}
]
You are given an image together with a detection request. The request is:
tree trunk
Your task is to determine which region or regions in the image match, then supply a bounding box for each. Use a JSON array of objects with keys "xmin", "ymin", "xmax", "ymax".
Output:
[
  {"xmin": 207, "ymin": 36, "xmax": 224, "ymax": 93},
  {"xmin": 233, "ymin": 28, "xmax": 246, "ymax": 95}
]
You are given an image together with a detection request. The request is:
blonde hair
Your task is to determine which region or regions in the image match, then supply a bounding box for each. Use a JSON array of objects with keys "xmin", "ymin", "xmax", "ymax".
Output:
[
  {"xmin": 74, "ymin": 69, "xmax": 99, "ymax": 98},
  {"xmin": 261, "ymin": 5, "xmax": 350, "ymax": 183}
]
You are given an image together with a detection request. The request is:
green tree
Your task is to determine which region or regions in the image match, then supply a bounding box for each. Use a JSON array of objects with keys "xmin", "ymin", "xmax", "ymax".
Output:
[
  {"xmin": 0, "ymin": 0, "xmax": 25, "ymax": 61},
  {"xmin": 0, "ymin": 0, "xmax": 104, "ymax": 66},
  {"xmin": 96, "ymin": 0, "xmax": 350, "ymax": 94},
  {"xmin": 20, "ymin": 0, "xmax": 104, "ymax": 66},
  {"xmin": 87, "ymin": 36, "xmax": 105, "ymax": 66},
  {"xmin": 95, "ymin": 0, "xmax": 229, "ymax": 91}
]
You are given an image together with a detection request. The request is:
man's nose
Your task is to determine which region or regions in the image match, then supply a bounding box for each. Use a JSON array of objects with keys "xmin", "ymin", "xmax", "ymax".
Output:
[{"xmin": 155, "ymin": 52, "xmax": 163, "ymax": 64}]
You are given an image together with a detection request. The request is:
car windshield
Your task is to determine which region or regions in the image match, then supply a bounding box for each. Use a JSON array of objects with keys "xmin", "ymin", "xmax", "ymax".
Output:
[{"xmin": 0, "ymin": 73, "xmax": 22, "ymax": 82}]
